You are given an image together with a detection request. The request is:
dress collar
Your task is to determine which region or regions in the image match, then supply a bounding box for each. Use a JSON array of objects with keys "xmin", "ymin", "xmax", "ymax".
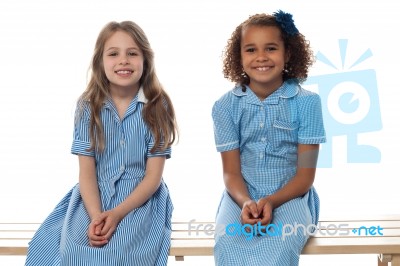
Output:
[
  {"xmin": 104, "ymin": 87, "xmax": 147, "ymax": 106},
  {"xmin": 137, "ymin": 87, "xmax": 148, "ymax": 103},
  {"xmin": 231, "ymin": 80, "xmax": 299, "ymax": 105}
]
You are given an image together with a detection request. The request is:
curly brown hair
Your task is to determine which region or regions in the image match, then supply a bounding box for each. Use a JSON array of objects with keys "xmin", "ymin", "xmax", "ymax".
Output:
[{"xmin": 222, "ymin": 13, "xmax": 314, "ymax": 87}]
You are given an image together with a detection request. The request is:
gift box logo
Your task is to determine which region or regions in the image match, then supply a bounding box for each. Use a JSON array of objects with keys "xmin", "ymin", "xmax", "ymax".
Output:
[{"xmin": 304, "ymin": 39, "xmax": 382, "ymax": 168}]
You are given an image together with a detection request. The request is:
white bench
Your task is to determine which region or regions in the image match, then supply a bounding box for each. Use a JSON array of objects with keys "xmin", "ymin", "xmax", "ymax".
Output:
[{"xmin": 1, "ymin": 216, "xmax": 400, "ymax": 265}]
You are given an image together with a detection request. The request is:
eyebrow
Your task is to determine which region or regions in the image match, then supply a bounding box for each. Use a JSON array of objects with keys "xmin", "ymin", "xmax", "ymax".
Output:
[
  {"xmin": 105, "ymin": 47, "xmax": 140, "ymax": 52},
  {"xmin": 243, "ymin": 42, "xmax": 278, "ymax": 47},
  {"xmin": 242, "ymin": 42, "xmax": 279, "ymax": 48}
]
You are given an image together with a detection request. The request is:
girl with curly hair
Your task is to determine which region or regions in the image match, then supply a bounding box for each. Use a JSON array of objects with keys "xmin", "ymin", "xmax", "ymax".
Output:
[
  {"xmin": 25, "ymin": 21, "xmax": 178, "ymax": 266},
  {"xmin": 212, "ymin": 10, "xmax": 326, "ymax": 265}
]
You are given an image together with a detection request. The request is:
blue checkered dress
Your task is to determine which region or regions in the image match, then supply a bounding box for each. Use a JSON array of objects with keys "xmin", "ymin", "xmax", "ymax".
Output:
[
  {"xmin": 25, "ymin": 88, "xmax": 173, "ymax": 266},
  {"xmin": 212, "ymin": 80, "xmax": 326, "ymax": 266}
]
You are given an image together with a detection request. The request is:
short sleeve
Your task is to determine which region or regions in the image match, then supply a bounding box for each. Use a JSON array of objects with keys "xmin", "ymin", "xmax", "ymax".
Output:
[
  {"xmin": 297, "ymin": 93, "xmax": 326, "ymax": 144},
  {"xmin": 71, "ymin": 104, "xmax": 94, "ymax": 157},
  {"xmin": 146, "ymin": 130, "xmax": 171, "ymax": 159},
  {"xmin": 212, "ymin": 99, "xmax": 240, "ymax": 152}
]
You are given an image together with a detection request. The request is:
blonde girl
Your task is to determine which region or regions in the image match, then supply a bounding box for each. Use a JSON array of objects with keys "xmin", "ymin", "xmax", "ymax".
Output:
[{"xmin": 26, "ymin": 21, "xmax": 178, "ymax": 266}]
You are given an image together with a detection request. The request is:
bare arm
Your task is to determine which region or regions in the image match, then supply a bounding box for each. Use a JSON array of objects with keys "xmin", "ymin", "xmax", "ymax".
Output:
[
  {"xmin": 258, "ymin": 144, "xmax": 320, "ymax": 225},
  {"xmin": 84, "ymin": 155, "xmax": 166, "ymax": 246},
  {"xmin": 113, "ymin": 156, "xmax": 165, "ymax": 218},
  {"xmin": 89, "ymin": 156, "xmax": 166, "ymax": 245},
  {"xmin": 78, "ymin": 155, "xmax": 102, "ymax": 219},
  {"xmin": 221, "ymin": 149, "xmax": 260, "ymax": 224},
  {"xmin": 79, "ymin": 155, "xmax": 110, "ymax": 247},
  {"xmin": 221, "ymin": 149, "xmax": 249, "ymax": 207}
]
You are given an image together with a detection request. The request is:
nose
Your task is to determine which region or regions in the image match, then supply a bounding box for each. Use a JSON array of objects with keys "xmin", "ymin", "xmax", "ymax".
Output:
[
  {"xmin": 256, "ymin": 51, "xmax": 268, "ymax": 62},
  {"xmin": 119, "ymin": 55, "xmax": 129, "ymax": 65}
]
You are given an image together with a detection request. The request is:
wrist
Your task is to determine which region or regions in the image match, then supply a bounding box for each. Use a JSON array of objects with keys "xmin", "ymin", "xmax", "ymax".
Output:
[
  {"xmin": 261, "ymin": 197, "xmax": 275, "ymax": 210},
  {"xmin": 88, "ymin": 211, "xmax": 102, "ymax": 221},
  {"xmin": 113, "ymin": 205, "xmax": 130, "ymax": 220},
  {"xmin": 226, "ymin": 190, "xmax": 252, "ymax": 209},
  {"xmin": 238, "ymin": 197, "xmax": 253, "ymax": 209}
]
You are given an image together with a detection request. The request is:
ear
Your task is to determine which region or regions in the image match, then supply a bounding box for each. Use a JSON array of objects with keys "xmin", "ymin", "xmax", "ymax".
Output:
[{"xmin": 285, "ymin": 51, "xmax": 291, "ymax": 63}]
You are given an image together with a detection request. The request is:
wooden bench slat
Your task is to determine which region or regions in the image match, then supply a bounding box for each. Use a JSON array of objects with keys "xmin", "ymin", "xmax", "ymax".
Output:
[
  {"xmin": 171, "ymin": 220, "xmax": 400, "ymax": 231},
  {"xmin": 303, "ymin": 237, "xmax": 400, "ymax": 254},
  {"xmin": 170, "ymin": 229, "xmax": 400, "ymax": 240},
  {"xmin": 1, "ymin": 217, "xmax": 400, "ymax": 266},
  {"xmin": 0, "ymin": 247, "xmax": 28, "ymax": 256}
]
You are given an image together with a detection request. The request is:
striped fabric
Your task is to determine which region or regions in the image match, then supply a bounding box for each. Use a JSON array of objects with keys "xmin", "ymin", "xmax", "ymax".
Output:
[
  {"xmin": 25, "ymin": 88, "xmax": 173, "ymax": 266},
  {"xmin": 212, "ymin": 80, "xmax": 326, "ymax": 266}
]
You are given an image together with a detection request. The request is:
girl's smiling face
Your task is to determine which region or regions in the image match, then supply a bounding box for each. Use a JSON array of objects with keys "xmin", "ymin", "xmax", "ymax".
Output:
[
  {"xmin": 103, "ymin": 30, "xmax": 144, "ymax": 93},
  {"xmin": 241, "ymin": 25, "xmax": 288, "ymax": 98}
]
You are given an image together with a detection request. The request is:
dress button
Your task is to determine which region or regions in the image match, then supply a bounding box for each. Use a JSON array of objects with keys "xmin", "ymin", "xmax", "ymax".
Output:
[
  {"xmin": 259, "ymin": 153, "xmax": 264, "ymax": 159},
  {"xmin": 261, "ymin": 137, "xmax": 266, "ymax": 142},
  {"xmin": 260, "ymin": 123, "xmax": 264, "ymax": 128},
  {"xmin": 120, "ymin": 165, "xmax": 125, "ymax": 172}
]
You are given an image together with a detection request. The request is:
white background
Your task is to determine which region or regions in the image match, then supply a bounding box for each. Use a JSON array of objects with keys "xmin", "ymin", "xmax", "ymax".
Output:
[{"xmin": 1, "ymin": 0, "xmax": 399, "ymax": 265}]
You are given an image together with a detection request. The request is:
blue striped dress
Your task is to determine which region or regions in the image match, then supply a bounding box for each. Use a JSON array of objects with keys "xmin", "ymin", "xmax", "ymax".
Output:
[
  {"xmin": 212, "ymin": 80, "xmax": 326, "ymax": 266},
  {"xmin": 25, "ymin": 88, "xmax": 173, "ymax": 266}
]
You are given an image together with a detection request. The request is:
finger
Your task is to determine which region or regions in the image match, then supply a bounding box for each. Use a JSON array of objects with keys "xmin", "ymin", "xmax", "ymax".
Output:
[
  {"xmin": 92, "ymin": 213, "xmax": 106, "ymax": 226},
  {"xmin": 88, "ymin": 223, "xmax": 96, "ymax": 236},
  {"xmin": 261, "ymin": 210, "xmax": 273, "ymax": 226},
  {"xmin": 92, "ymin": 217, "xmax": 104, "ymax": 226},
  {"xmin": 102, "ymin": 227, "xmax": 115, "ymax": 241},
  {"xmin": 255, "ymin": 200, "xmax": 264, "ymax": 215},
  {"xmin": 256, "ymin": 201, "xmax": 264, "ymax": 216},
  {"xmin": 90, "ymin": 239, "xmax": 108, "ymax": 247},
  {"xmin": 241, "ymin": 212, "xmax": 260, "ymax": 225},
  {"xmin": 94, "ymin": 221, "xmax": 105, "ymax": 235},
  {"xmin": 94, "ymin": 225, "xmax": 101, "ymax": 236},
  {"xmin": 245, "ymin": 201, "xmax": 258, "ymax": 218},
  {"xmin": 89, "ymin": 233, "xmax": 106, "ymax": 242},
  {"xmin": 100, "ymin": 218, "xmax": 113, "ymax": 236},
  {"xmin": 259, "ymin": 215, "xmax": 271, "ymax": 226}
]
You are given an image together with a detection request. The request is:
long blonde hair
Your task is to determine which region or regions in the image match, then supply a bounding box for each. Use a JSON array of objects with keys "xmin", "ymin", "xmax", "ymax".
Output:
[{"xmin": 78, "ymin": 21, "xmax": 178, "ymax": 153}]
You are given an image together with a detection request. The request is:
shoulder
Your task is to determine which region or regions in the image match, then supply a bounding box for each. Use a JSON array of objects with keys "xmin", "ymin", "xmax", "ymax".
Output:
[
  {"xmin": 281, "ymin": 79, "xmax": 318, "ymax": 98},
  {"xmin": 281, "ymin": 78, "xmax": 316, "ymax": 98},
  {"xmin": 280, "ymin": 81, "xmax": 323, "ymax": 115},
  {"xmin": 292, "ymin": 84, "xmax": 323, "ymax": 116},
  {"xmin": 296, "ymin": 87, "xmax": 322, "ymax": 106},
  {"xmin": 287, "ymin": 79, "xmax": 322, "ymax": 104},
  {"xmin": 297, "ymin": 87, "xmax": 319, "ymax": 98},
  {"xmin": 213, "ymin": 85, "xmax": 247, "ymax": 108},
  {"xmin": 73, "ymin": 100, "xmax": 96, "ymax": 127}
]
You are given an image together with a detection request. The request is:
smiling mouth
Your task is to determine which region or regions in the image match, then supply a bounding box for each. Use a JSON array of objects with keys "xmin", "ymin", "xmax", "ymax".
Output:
[
  {"xmin": 115, "ymin": 70, "xmax": 133, "ymax": 74},
  {"xmin": 255, "ymin": 67, "xmax": 271, "ymax": 71}
]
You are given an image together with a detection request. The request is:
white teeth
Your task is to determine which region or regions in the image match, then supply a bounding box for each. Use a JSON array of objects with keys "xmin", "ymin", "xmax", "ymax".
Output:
[
  {"xmin": 116, "ymin": 70, "xmax": 132, "ymax": 74},
  {"xmin": 256, "ymin": 67, "xmax": 269, "ymax": 71}
]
